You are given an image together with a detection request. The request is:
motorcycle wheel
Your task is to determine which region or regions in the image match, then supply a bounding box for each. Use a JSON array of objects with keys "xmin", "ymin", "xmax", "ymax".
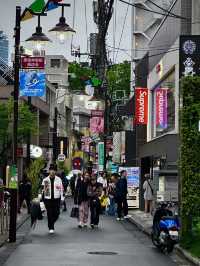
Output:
[{"xmin": 167, "ymin": 242, "xmax": 174, "ymax": 253}]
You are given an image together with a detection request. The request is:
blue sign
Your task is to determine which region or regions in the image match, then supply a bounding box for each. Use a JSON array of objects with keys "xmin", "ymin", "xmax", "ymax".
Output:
[
  {"xmin": 119, "ymin": 167, "xmax": 140, "ymax": 187},
  {"xmin": 20, "ymin": 71, "xmax": 46, "ymax": 97}
]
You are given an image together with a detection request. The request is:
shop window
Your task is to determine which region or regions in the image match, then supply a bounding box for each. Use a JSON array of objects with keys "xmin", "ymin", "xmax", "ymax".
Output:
[
  {"xmin": 50, "ymin": 59, "xmax": 61, "ymax": 68},
  {"xmin": 152, "ymin": 71, "xmax": 175, "ymax": 138}
]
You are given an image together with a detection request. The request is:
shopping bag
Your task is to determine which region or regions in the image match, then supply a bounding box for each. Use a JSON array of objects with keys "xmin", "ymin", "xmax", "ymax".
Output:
[{"xmin": 70, "ymin": 206, "xmax": 79, "ymax": 218}]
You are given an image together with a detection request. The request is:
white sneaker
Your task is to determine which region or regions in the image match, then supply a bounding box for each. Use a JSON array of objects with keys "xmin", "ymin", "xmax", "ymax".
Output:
[
  {"xmin": 78, "ymin": 222, "xmax": 83, "ymax": 228},
  {"xmin": 49, "ymin": 229, "xmax": 54, "ymax": 234},
  {"xmin": 116, "ymin": 217, "xmax": 121, "ymax": 221},
  {"xmin": 124, "ymin": 215, "xmax": 129, "ymax": 219}
]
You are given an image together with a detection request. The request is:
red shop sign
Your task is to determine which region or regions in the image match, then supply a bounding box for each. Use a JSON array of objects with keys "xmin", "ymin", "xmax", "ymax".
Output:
[
  {"xmin": 135, "ymin": 87, "xmax": 148, "ymax": 125},
  {"xmin": 21, "ymin": 56, "xmax": 45, "ymax": 69}
]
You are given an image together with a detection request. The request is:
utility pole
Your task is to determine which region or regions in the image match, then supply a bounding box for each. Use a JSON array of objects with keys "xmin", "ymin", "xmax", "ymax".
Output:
[
  {"xmin": 95, "ymin": 0, "xmax": 114, "ymax": 170},
  {"xmin": 26, "ymin": 96, "xmax": 31, "ymax": 167}
]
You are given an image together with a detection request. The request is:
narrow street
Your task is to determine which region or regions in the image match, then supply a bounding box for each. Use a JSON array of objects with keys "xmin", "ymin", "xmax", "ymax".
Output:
[{"xmin": 0, "ymin": 202, "xmax": 192, "ymax": 266}]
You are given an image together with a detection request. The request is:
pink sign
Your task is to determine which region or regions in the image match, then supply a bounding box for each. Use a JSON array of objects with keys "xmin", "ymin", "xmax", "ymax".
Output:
[
  {"xmin": 90, "ymin": 117, "xmax": 104, "ymax": 133},
  {"xmin": 156, "ymin": 88, "xmax": 168, "ymax": 129}
]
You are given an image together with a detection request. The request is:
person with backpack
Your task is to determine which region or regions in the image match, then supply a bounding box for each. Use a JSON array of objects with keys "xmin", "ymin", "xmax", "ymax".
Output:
[{"xmin": 143, "ymin": 173, "xmax": 153, "ymax": 213}]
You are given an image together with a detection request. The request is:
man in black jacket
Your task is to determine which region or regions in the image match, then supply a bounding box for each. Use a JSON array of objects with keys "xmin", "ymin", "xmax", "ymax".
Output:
[{"xmin": 115, "ymin": 170, "xmax": 128, "ymax": 221}]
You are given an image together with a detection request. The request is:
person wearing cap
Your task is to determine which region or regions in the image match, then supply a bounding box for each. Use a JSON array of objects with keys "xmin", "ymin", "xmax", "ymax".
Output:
[{"xmin": 42, "ymin": 164, "xmax": 64, "ymax": 234}]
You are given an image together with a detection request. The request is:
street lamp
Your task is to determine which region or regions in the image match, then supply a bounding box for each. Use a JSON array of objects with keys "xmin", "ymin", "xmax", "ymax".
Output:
[
  {"xmin": 49, "ymin": 3, "xmax": 75, "ymax": 44},
  {"xmin": 26, "ymin": 14, "xmax": 52, "ymax": 50}
]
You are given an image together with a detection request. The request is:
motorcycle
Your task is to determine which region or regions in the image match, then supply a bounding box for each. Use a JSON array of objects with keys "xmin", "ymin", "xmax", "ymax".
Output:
[{"xmin": 151, "ymin": 203, "xmax": 180, "ymax": 253}]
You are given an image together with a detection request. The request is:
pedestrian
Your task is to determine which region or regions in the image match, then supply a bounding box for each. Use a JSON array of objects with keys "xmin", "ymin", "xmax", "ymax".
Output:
[
  {"xmin": 143, "ymin": 173, "xmax": 153, "ymax": 214},
  {"xmin": 18, "ymin": 174, "xmax": 32, "ymax": 214},
  {"xmin": 107, "ymin": 173, "xmax": 118, "ymax": 216},
  {"xmin": 70, "ymin": 174, "xmax": 76, "ymax": 196},
  {"xmin": 74, "ymin": 172, "xmax": 90, "ymax": 228},
  {"xmin": 115, "ymin": 170, "xmax": 128, "ymax": 221},
  {"xmin": 97, "ymin": 171, "xmax": 108, "ymax": 191},
  {"xmin": 57, "ymin": 170, "xmax": 68, "ymax": 212},
  {"xmin": 87, "ymin": 176, "xmax": 103, "ymax": 228},
  {"xmin": 42, "ymin": 164, "xmax": 64, "ymax": 234}
]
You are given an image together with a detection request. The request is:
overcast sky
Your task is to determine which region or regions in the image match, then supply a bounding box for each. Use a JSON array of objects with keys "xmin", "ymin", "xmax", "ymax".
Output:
[{"xmin": 0, "ymin": 0, "xmax": 132, "ymax": 64}]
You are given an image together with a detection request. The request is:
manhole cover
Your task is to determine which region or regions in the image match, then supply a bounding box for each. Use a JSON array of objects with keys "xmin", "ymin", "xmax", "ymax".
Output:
[{"xmin": 88, "ymin": 251, "xmax": 118, "ymax": 255}]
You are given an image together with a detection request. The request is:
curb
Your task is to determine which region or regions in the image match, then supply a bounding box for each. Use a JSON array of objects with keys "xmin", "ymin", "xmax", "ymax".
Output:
[
  {"xmin": 0, "ymin": 214, "xmax": 30, "ymax": 248},
  {"xmin": 128, "ymin": 216, "xmax": 200, "ymax": 266},
  {"xmin": 176, "ymin": 245, "xmax": 200, "ymax": 266},
  {"xmin": 128, "ymin": 216, "xmax": 151, "ymax": 236}
]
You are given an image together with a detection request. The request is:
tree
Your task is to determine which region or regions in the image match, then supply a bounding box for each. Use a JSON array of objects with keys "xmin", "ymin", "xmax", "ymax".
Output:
[
  {"xmin": 107, "ymin": 61, "xmax": 131, "ymax": 98},
  {"xmin": 68, "ymin": 63, "xmax": 96, "ymax": 92},
  {"xmin": 0, "ymin": 99, "xmax": 38, "ymax": 165},
  {"xmin": 180, "ymin": 76, "xmax": 200, "ymax": 239}
]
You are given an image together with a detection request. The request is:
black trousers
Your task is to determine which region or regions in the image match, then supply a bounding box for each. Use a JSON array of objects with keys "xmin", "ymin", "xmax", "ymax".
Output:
[
  {"xmin": 90, "ymin": 198, "xmax": 101, "ymax": 225},
  {"xmin": 18, "ymin": 196, "xmax": 31, "ymax": 214},
  {"xmin": 116, "ymin": 197, "xmax": 128, "ymax": 218},
  {"xmin": 44, "ymin": 199, "xmax": 60, "ymax": 230}
]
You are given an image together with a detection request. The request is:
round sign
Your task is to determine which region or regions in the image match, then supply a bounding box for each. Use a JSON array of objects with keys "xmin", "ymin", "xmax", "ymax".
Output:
[
  {"xmin": 57, "ymin": 154, "xmax": 66, "ymax": 162},
  {"xmin": 30, "ymin": 145, "xmax": 43, "ymax": 158}
]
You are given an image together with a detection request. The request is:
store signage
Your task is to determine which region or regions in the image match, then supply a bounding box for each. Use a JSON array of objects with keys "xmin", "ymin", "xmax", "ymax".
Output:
[
  {"xmin": 98, "ymin": 142, "xmax": 104, "ymax": 171},
  {"xmin": 57, "ymin": 154, "xmax": 66, "ymax": 162},
  {"xmin": 179, "ymin": 35, "xmax": 200, "ymax": 78},
  {"xmin": 19, "ymin": 71, "xmax": 46, "ymax": 97},
  {"xmin": 91, "ymin": 110, "xmax": 104, "ymax": 117},
  {"xmin": 156, "ymin": 88, "xmax": 168, "ymax": 129},
  {"xmin": 135, "ymin": 87, "xmax": 148, "ymax": 125},
  {"xmin": 21, "ymin": 56, "xmax": 45, "ymax": 69},
  {"xmin": 119, "ymin": 167, "xmax": 140, "ymax": 187},
  {"xmin": 90, "ymin": 116, "xmax": 104, "ymax": 133}
]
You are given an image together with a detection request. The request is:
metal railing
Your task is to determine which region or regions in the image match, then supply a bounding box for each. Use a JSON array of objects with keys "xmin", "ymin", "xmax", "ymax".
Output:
[{"xmin": 0, "ymin": 188, "xmax": 10, "ymax": 235}]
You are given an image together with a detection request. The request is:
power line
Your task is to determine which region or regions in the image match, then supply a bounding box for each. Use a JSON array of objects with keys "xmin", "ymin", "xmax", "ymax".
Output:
[
  {"xmin": 119, "ymin": 0, "xmax": 187, "ymax": 20},
  {"xmin": 113, "ymin": 0, "xmax": 117, "ymax": 63},
  {"xmin": 147, "ymin": 0, "xmax": 186, "ymax": 20},
  {"xmin": 115, "ymin": 0, "xmax": 130, "ymax": 62}
]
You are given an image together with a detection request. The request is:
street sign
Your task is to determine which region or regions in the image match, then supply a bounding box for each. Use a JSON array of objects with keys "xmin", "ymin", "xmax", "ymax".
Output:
[
  {"xmin": 21, "ymin": 56, "xmax": 45, "ymax": 69},
  {"xmin": 19, "ymin": 71, "xmax": 46, "ymax": 97},
  {"xmin": 57, "ymin": 154, "xmax": 66, "ymax": 162},
  {"xmin": 98, "ymin": 142, "xmax": 104, "ymax": 171}
]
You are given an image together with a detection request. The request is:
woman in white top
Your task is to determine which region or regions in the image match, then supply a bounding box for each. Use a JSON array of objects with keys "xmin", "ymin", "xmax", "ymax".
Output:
[{"xmin": 143, "ymin": 173, "xmax": 153, "ymax": 214}]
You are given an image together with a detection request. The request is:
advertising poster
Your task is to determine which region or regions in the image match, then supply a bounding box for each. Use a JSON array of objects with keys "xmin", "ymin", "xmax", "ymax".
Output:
[
  {"xmin": 135, "ymin": 88, "xmax": 148, "ymax": 125},
  {"xmin": 119, "ymin": 167, "xmax": 140, "ymax": 187},
  {"xmin": 20, "ymin": 71, "xmax": 46, "ymax": 97},
  {"xmin": 90, "ymin": 116, "xmax": 104, "ymax": 133},
  {"xmin": 156, "ymin": 88, "xmax": 168, "ymax": 129}
]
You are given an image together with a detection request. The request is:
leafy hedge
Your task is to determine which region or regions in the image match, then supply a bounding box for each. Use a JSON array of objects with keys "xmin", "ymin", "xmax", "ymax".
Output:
[{"xmin": 180, "ymin": 76, "xmax": 200, "ymax": 236}]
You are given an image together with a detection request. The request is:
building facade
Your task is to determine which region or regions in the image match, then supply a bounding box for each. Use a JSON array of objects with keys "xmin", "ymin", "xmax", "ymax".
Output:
[
  {"xmin": 0, "ymin": 31, "xmax": 8, "ymax": 65},
  {"xmin": 137, "ymin": 0, "xmax": 193, "ymax": 210}
]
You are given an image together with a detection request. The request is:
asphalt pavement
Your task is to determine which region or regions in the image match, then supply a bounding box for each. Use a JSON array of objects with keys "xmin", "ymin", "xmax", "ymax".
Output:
[{"xmin": 0, "ymin": 200, "xmax": 192, "ymax": 266}]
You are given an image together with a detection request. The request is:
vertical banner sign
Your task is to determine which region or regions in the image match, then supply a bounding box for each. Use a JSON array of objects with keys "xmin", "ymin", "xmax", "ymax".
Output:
[
  {"xmin": 156, "ymin": 88, "xmax": 168, "ymax": 129},
  {"xmin": 90, "ymin": 110, "xmax": 104, "ymax": 133},
  {"xmin": 98, "ymin": 142, "xmax": 104, "ymax": 171},
  {"xmin": 135, "ymin": 88, "xmax": 148, "ymax": 124},
  {"xmin": 9, "ymin": 165, "xmax": 18, "ymax": 189}
]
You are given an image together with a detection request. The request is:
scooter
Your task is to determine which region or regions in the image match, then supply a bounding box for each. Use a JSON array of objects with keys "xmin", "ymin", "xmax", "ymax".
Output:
[{"xmin": 151, "ymin": 203, "xmax": 180, "ymax": 253}]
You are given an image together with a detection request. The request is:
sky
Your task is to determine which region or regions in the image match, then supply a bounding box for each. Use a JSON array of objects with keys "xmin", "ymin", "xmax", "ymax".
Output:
[{"xmin": 0, "ymin": 0, "xmax": 132, "ymax": 64}]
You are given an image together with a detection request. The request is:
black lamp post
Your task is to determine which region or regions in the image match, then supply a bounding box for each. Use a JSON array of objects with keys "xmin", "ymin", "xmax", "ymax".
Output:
[{"xmin": 11, "ymin": 2, "xmax": 74, "ymax": 243}]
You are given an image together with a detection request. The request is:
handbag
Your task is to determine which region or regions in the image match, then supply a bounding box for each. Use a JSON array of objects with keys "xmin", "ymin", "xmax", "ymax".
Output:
[{"xmin": 70, "ymin": 206, "xmax": 79, "ymax": 218}]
